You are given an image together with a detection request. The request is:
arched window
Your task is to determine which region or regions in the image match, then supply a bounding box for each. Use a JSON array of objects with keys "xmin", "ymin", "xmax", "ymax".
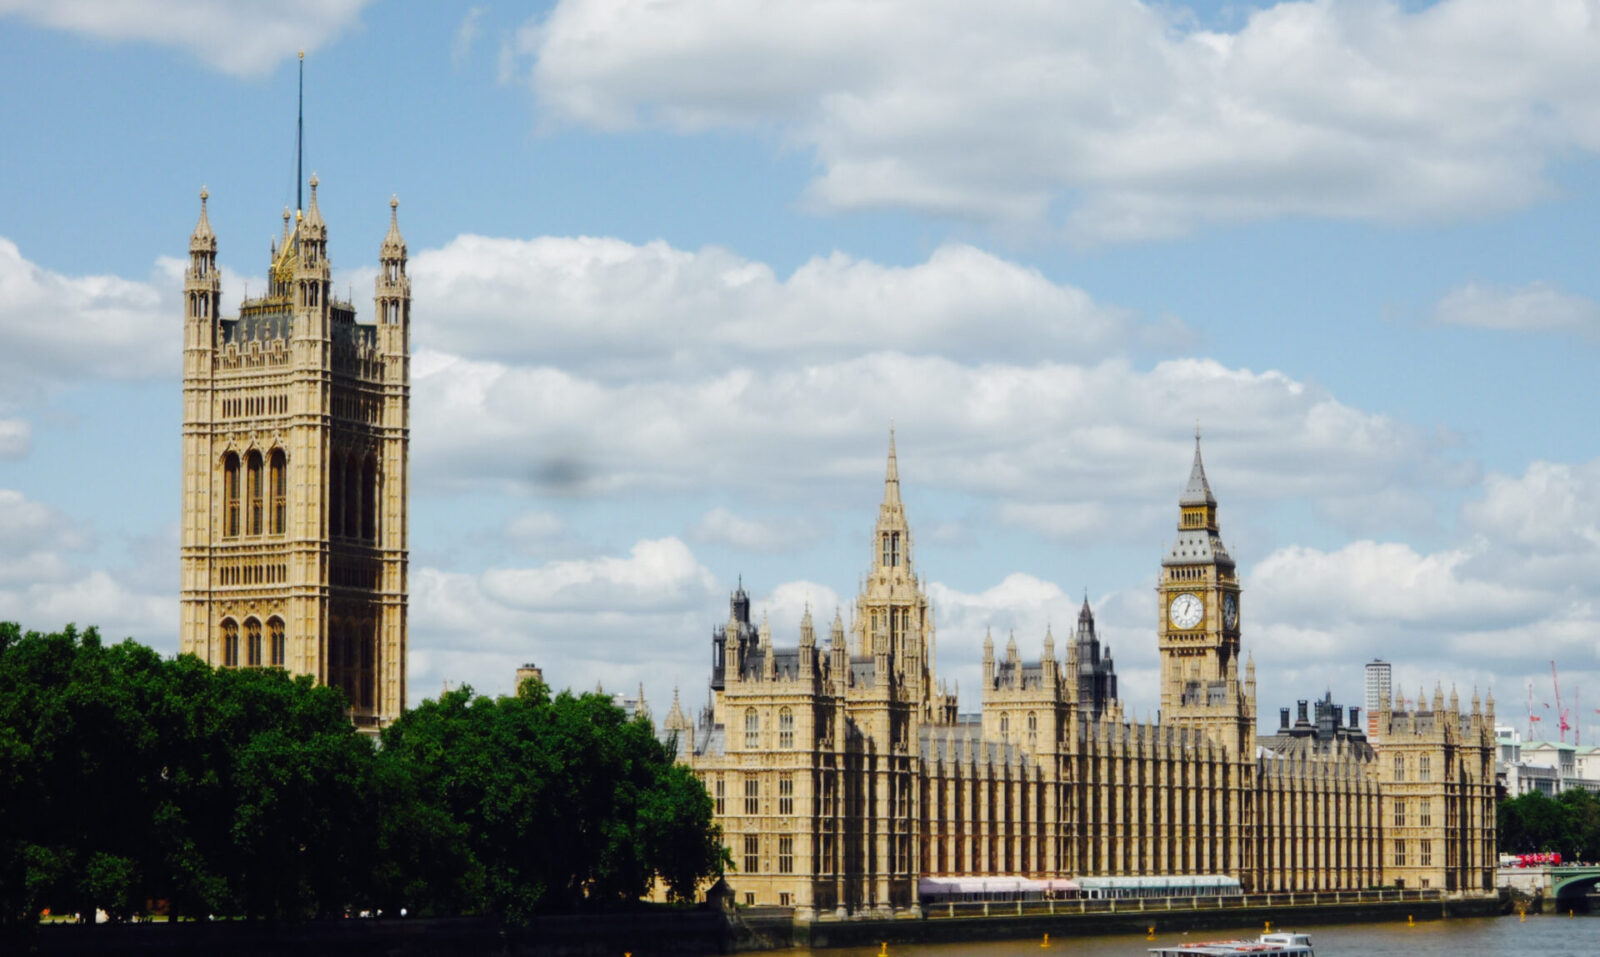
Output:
[
  {"xmin": 245, "ymin": 618, "xmax": 262, "ymax": 667},
  {"xmin": 360, "ymin": 621, "xmax": 376, "ymax": 710},
  {"xmin": 745, "ymin": 709, "xmax": 760, "ymax": 749},
  {"xmin": 329, "ymin": 454, "xmax": 344, "ymax": 537},
  {"xmin": 1000, "ymin": 713, "xmax": 1010, "ymax": 734},
  {"xmin": 344, "ymin": 452, "xmax": 360, "ymax": 539},
  {"xmin": 268, "ymin": 617, "xmax": 285, "ymax": 667},
  {"xmin": 361, "ymin": 454, "xmax": 378, "ymax": 541},
  {"xmin": 269, "ymin": 449, "xmax": 287, "ymax": 535},
  {"xmin": 223, "ymin": 452, "xmax": 240, "ymax": 537},
  {"xmin": 779, "ymin": 708, "xmax": 794, "ymax": 749},
  {"xmin": 245, "ymin": 450, "xmax": 263, "ymax": 535},
  {"xmin": 222, "ymin": 619, "xmax": 239, "ymax": 667}
]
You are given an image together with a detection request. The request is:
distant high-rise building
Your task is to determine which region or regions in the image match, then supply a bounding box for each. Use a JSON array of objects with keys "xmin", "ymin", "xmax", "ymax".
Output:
[{"xmin": 1365, "ymin": 659, "xmax": 1392, "ymax": 742}]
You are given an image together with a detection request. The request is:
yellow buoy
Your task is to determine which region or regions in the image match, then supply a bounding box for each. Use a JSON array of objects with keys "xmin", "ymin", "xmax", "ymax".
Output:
[
  {"xmin": 1147, "ymin": 925, "xmax": 1155, "ymax": 939},
  {"xmin": 1407, "ymin": 914, "xmax": 1414, "ymax": 926},
  {"xmin": 879, "ymin": 943, "xmax": 888, "ymax": 957},
  {"xmin": 1042, "ymin": 932, "xmax": 1050, "ymax": 948}
]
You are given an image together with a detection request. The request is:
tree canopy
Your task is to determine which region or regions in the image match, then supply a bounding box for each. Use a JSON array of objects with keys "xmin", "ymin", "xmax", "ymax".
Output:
[
  {"xmin": 1498, "ymin": 788, "xmax": 1600, "ymax": 862},
  {"xmin": 0, "ymin": 622, "xmax": 724, "ymax": 935}
]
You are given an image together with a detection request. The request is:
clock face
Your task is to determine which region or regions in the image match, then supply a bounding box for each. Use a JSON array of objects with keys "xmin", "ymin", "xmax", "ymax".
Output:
[
  {"xmin": 1169, "ymin": 593, "xmax": 1204, "ymax": 630},
  {"xmin": 1223, "ymin": 594, "xmax": 1238, "ymax": 630}
]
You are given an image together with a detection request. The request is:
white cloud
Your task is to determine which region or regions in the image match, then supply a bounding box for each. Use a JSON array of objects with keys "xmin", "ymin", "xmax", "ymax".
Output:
[
  {"xmin": 688, "ymin": 507, "xmax": 825, "ymax": 553},
  {"xmin": 480, "ymin": 537, "xmax": 717, "ymax": 612},
  {"xmin": 410, "ymin": 236, "xmax": 1145, "ymax": 373},
  {"xmin": 452, "ymin": 6, "xmax": 484, "ymax": 66},
  {"xmin": 0, "ymin": 239, "xmax": 175, "ymax": 396},
  {"xmin": 0, "ymin": 489, "xmax": 171, "ymax": 643},
  {"xmin": 518, "ymin": 0, "xmax": 1600, "ymax": 240},
  {"xmin": 411, "ymin": 347, "xmax": 1451, "ymax": 538},
  {"xmin": 0, "ymin": 0, "xmax": 373, "ymax": 77},
  {"xmin": 1434, "ymin": 281, "xmax": 1600, "ymax": 338},
  {"xmin": 0, "ymin": 419, "xmax": 29, "ymax": 460}
]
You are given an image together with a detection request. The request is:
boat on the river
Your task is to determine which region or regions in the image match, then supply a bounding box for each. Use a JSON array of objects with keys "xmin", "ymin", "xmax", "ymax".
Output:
[{"xmin": 1148, "ymin": 932, "xmax": 1314, "ymax": 956}]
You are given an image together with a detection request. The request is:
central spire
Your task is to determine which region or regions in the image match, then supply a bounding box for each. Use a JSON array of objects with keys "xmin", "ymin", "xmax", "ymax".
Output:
[
  {"xmin": 1180, "ymin": 430, "xmax": 1216, "ymax": 507},
  {"xmin": 882, "ymin": 423, "xmax": 901, "ymax": 508}
]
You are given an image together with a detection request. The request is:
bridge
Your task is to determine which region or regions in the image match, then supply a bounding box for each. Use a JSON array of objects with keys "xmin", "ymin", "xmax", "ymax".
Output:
[{"xmin": 1499, "ymin": 865, "xmax": 1600, "ymax": 911}]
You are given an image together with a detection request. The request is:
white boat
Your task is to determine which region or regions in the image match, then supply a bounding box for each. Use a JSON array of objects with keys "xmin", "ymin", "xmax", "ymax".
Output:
[{"xmin": 1148, "ymin": 932, "xmax": 1314, "ymax": 956}]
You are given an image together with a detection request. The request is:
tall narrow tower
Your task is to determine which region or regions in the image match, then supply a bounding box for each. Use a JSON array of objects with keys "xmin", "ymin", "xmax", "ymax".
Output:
[
  {"xmin": 1156, "ymin": 435, "xmax": 1251, "ymax": 754},
  {"xmin": 852, "ymin": 429, "xmax": 939, "ymax": 724},
  {"xmin": 178, "ymin": 180, "xmax": 410, "ymax": 728}
]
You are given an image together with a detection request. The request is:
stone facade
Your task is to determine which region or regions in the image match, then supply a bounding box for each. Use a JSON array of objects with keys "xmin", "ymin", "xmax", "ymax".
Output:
[
  {"xmin": 178, "ymin": 181, "xmax": 410, "ymax": 727},
  {"xmin": 666, "ymin": 436, "xmax": 1497, "ymax": 916}
]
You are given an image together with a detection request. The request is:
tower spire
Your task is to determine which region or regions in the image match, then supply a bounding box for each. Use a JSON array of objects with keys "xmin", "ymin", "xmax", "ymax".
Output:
[
  {"xmin": 296, "ymin": 50, "xmax": 305, "ymax": 214},
  {"xmin": 883, "ymin": 423, "xmax": 900, "ymax": 507},
  {"xmin": 1181, "ymin": 429, "xmax": 1216, "ymax": 507}
]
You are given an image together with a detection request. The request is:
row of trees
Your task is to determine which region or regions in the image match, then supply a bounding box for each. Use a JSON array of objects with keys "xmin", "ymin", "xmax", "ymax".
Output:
[
  {"xmin": 1498, "ymin": 788, "xmax": 1600, "ymax": 862},
  {"xmin": 0, "ymin": 622, "xmax": 726, "ymax": 933}
]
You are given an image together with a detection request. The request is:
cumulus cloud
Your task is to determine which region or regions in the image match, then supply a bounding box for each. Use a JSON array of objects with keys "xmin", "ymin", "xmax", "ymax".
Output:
[
  {"xmin": 412, "ymin": 347, "xmax": 1453, "ymax": 541},
  {"xmin": 0, "ymin": 489, "xmax": 172, "ymax": 643},
  {"xmin": 516, "ymin": 0, "xmax": 1600, "ymax": 240},
  {"xmin": 410, "ymin": 237, "xmax": 1145, "ymax": 374},
  {"xmin": 1434, "ymin": 281, "xmax": 1600, "ymax": 339},
  {"xmin": 0, "ymin": 0, "xmax": 373, "ymax": 77},
  {"xmin": 0, "ymin": 239, "xmax": 176, "ymax": 395}
]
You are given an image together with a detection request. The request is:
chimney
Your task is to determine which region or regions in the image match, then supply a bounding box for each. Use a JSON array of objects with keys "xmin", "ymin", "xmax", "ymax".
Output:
[
  {"xmin": 1279, "ymin": 707, "xmax": 1290, "ymax": 731},
  {"xmin": 1349, "ymin": 706, "xmax": 1361, "ymax": 729},
  {"xmin": 1296, "ymin": 699, "xmax": 1309, "ymax": 724}
]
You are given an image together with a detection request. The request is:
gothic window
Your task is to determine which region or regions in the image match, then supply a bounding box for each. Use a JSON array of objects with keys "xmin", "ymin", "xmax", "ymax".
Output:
[
  {"xmin": 1420, "ymin": 840, "xmax": 1433, "ymax": 867},
  {"xmin": 1000, "ymin": 713, "xmax": 1010, "ymax": 734},
  {"xmin": 778, "ymin": 835, "xmax": 794, "ymax": 874},
  {"xmin": 744, "ymin": 777, "xmax": 759, "ymax": 815},
  {"xmin": 268, "ymin": 617, "xmax": 285, "ymax": 667},
  {"xmin": 779, "ymin": 708, "xmax": 794, "ymax": 749},
  {"xmin": 714, "ymin": 778, "xmax": 725, "ymax": 815},
  {"xmin": 223, "ymin": 452, "xmax": 240, "ymax": 537},
  {"xmin": 745, "ymin": 708, "xmax": 759, "ymax": 749},
  {"xmin": 245, "ymin": 450, "xmax": 263, "ymax": 535},
  {"xmin": 360, "ymin": 621, "xmax": 376, "ymax": 710},
  {"xmin": 243, "ymin": 618, "xmax": 260, "ymax": 667},
  {"xmin": 1394, "ymin": 839, "xmax": 1406, "ymax": 867},
  {"xmin": 330, "ymin": 455, "xmax": 344, "ymax": 537},
  {"xmin": 362, "ymin": 454, "xmax": 378, "ymax": 541},
  {"xmin": 1419, "ymin": 799, "xmax": 1432, "ymax": 827},
  {"xmin": 743, "ymin": 834, "xmax": 759, "ymax": 874},
  {"xmin": 1394, "ymin": 800, "xmax": 1405, "ymax": 827},
  {"xmin": 1419, "ymin": 754, "xmax": 1432, "ymax": 782},
  {"xmin": 1028, "ymin": 711, "xmax": 1038, "ymax": 747},
  {"xmin": 221, "ymin": 619, "xmax": 239, "ymax": 667},
  {"xmin": 779, "ymin": 774, "xmax": 794, "ymax": 815},
  {"xmin": 344, "ymin": 453, "xmax": 360, "ymax": 539},
  {"xmin": 1393, "ymin": 754, "xmax": 1406, "ymax": 781},
  {"xmin": 269, "ymin": 449, "xmax": 286, "ymax": 535}
]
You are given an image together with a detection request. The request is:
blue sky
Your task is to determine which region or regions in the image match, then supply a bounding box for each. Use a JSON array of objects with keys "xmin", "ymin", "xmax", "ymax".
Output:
[{"xmin": 2, "ymin": 0, "xmax": 1598, "ymax": 740}]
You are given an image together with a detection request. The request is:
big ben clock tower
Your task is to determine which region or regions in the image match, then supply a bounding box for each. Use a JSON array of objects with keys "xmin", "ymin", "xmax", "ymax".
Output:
[{"xmin": 1157, "ymin": 434, "xmax": 1252, "ymax": 755}]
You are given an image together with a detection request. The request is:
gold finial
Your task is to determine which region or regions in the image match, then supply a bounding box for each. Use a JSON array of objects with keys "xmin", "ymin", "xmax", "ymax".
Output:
[
  {"xmin": 296, "ymin": 209, "xmax": 303, "ymax": 222},
  {"xmin": 200, "ymin": 185, "xmax": 208, "ymax": 203},
  {"xmin": 299, "ymin": 49, "xmax": 304, "ymax": 60},
  {"xmin": 390, "ymin": 194, "xmax": 399, "ymax": 211},
  {"xmin": 309, "ymin": 172, "xmax": 319, "ymax": 191}
]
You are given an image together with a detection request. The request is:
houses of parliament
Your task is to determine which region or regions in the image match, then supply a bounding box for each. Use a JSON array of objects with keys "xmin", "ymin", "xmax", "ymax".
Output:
[
  {"xmin": 664, "ymin": 436, "xmax": 1498, "ymax": 917},
  {"xmin": 171, "ymin": 170, "xmax": 1492, "ymax": 914},
  {"xmin": 177, "ymin": 178, "xmax": 410, "ymax": 728}
]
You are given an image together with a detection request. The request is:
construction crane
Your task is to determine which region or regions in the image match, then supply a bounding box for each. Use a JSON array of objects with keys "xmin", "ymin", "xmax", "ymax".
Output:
[{"xmin": 1551, "ymin": 660, "xmax": 1572, "ymax": 744}]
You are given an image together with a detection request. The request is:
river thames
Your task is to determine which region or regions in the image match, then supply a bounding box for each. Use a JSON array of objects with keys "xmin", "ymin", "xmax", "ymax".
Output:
[{"xmin": 750, "ymin": 913, "xmax": 1600, "ymax": 957}]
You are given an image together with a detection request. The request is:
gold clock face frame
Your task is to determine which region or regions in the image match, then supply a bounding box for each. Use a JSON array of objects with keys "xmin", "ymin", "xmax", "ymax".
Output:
[{"xmin": 1169, "ymin": 593, "xmax": 1204, "ymax": 629}]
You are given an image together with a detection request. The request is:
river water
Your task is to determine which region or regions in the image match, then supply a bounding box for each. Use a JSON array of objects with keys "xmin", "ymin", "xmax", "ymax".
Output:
[{"xmin": 751, "ymin": 913, "xmax": 1600, "ymax": 957}]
